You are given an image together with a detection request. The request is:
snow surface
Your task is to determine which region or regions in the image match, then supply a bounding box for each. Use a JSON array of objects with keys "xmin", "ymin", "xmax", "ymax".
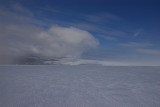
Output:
[{"xmin": 0, "ymin": 65, "xmax": 160, "ymax": 107}]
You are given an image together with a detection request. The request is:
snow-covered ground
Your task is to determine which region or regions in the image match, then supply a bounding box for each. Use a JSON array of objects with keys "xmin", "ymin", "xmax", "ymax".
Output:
[{"xmin": 0, "ymin": 65, "xmax": 160, "ymax": 107}]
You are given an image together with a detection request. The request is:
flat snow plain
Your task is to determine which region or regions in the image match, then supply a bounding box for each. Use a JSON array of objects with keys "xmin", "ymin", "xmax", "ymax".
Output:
[{"xmin": 0, "ymin": 65, "xmax": 160, "ymax": 107}]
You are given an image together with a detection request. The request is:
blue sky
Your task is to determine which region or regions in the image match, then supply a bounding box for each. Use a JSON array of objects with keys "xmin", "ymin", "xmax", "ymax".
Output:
[{"xmin": 0, "ymin": 0, "xmax": 160, "ymax": 65}]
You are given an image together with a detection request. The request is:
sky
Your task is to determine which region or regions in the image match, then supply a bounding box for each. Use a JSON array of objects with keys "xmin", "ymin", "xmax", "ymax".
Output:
[{"xmin": 0, "ymin": 0, "xmax": 160, "ymax": 65}]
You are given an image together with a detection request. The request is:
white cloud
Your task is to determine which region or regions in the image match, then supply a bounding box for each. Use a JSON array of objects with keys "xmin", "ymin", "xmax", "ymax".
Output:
[
  {"xmin": 61, "ymin": 59, "xmax": 160, "ymax": 66},
  {"xmin": 136, "ymin": 49, "xmax": 160, "ymax": 55},
  {"xmin": 35, "ymin": 26, "xmax": 98, "ymax": 57},
  {"xmin": 0, "ymin": 24, "xmax": 98, "ymax": 64},
  {"xmin": 133, "ymin": 31, "xmax": 140, "ymax": 37},
  {"xmin": 120, "ymin": 42, "xmax": 152, "ymax": 47},
  {"xmin": 59, "ymin": 58, "xmax": 160, "ymax": 66},
  {"xmin": 36, "ymin": 7, "xmax": 60, "ymax": 13},
  {"xmin": 61, "ymin": 59, "xmax": 132, "ymax": 66},
  {"xmin": 0, "ymin": 5, "xmax": 99, "ymax": 64},
  {"xmin": 99, "ymin": 35, "xmax": 117, "ymax": 41},
  {"xmin": 83, "ymin": 13, "xmax": 122, "ymax": 23},
  {"xmin": 133, "ymin": 29, "xmax": 143, "ymax": 37},
  {"xmin": 12, "ymin": 4, "xmax": 33, "ymax": 16}
]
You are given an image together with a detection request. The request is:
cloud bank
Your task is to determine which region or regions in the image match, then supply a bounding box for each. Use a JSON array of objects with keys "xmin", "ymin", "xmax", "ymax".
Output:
[
  {"xmin": 61, "ymin": 59, "xmax": 160, "ymax": 66},
  {"xmin": 0, "ymin": 6, "xmax": 98, "ymax": 64}
]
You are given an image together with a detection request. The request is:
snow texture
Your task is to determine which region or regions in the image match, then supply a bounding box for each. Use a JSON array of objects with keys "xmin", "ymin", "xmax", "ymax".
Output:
[{"xmin": 0, "ymin": 65, "xmax": 160, "ymax": 107}]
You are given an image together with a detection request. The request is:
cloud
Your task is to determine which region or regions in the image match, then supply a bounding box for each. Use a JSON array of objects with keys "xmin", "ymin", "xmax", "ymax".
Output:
[
  {"xmin": 61, "ymin": 59, "xmax": 133, "ymax": 66},
  {"xmin": 120, "ymin": 42, "xmax": 152, "ymax": 47},
  {"xmin": 12, "ymin": 3, "xmax": 33, "ymax": 16},
  {"xmin": 69, "ymin": 22, "xmax": 128, "ymax": 37},
  {"xmin": 83, "ymin": 13, "xmax": 122, "ymax": 23},
  {"xmin": 0, "ymin": 5, "xmax": 98, "ymax": 64},
  {"xmin": 133, "ymin": 29, "xmax": 143, "ymax": 37},
  {"xmin": 36, "ymin": 7, "xmax": 60, "ymax": 13},
  {"xmin": 0, "ymin": 25, "xmax": 98, "ymax": 64},
  {"xmin": 36, "ymin": 26, "xmax": 98, "ymax": 58},
  {"xmin": 135, "ymin": 49, "xmax": 160, "ymax": 55},
  {"xmin": 99, "ymin": 35, "xmax": 117, "ymax": 41},
  {"xmin": 133, "ymin": 31, "xmax": 140, "ymax": 37},
  {"xmin": 61, "ymin": 59, "xmax": 160, "ymax": 66}
]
